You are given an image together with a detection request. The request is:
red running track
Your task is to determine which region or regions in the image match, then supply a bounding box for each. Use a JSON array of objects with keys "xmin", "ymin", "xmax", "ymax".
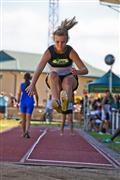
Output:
[
  {"xmin": 0, "ymin": 126, "xmax": 43, "ymax": 162},
  {"xmin": 0, "ymin": 126, "xmax": 119, "ymax": 168}
]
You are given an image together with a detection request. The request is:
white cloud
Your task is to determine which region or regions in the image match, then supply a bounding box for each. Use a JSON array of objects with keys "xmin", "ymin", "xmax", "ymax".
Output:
[
  {"xmin": 2, "ymin": 6, "xmax": 49, "ymax": 52},
  {"xmin": 68, "ymin": 16, "xmax": 119, "ymax": 39}
]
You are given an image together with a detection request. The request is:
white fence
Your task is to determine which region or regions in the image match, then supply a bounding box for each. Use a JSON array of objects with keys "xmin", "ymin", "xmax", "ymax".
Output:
[{"xmin": 111, "ymin": 111, "xmax": 120, "ymax": 134}]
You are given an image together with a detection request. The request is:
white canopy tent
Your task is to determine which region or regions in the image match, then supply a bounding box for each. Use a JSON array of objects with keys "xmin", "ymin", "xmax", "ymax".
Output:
[
  {"xmin": 100, "ymin": 0, "xmax": 120, "ymax": 12},
  {"xmin": 100, "ymin": 0, "xmax": 120, "ymax": 4}
]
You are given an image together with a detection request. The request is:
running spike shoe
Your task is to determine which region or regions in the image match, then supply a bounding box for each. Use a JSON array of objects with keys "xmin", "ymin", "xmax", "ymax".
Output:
[
  {"xmin": 52, "ymin": 99, "xmax": 62, "ymax": 113},
  {"xmin": 60, "ymin": 90, "xmax": 68, "ymax": 112},
  {"xmin": 102, "ymin": 138, "xmax": 112, "ymax": 143}
]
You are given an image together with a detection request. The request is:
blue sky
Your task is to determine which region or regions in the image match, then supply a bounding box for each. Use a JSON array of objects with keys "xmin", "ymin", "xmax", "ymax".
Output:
[{"xmin": 0, "ymin": 0, "xmax": 120, "ymax": 75}]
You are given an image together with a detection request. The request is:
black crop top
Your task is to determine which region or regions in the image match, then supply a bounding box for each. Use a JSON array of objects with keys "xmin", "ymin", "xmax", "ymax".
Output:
[{"xmin": 48, "ymin": 45, "xmax": 73, "ymax": 67}]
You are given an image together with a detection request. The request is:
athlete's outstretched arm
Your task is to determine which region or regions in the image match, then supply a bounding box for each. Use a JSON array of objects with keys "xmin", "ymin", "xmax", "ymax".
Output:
[
  {"xmin": 34, "ymin": 87, "xmax": 39, "ymax": 107},
  {"xmin": 70, "ymin": 49, "xmax": 88, "ymax": 75},
  {"xmin": 26, "ymin": 49, "xmax": 51, "ymax": 96}
]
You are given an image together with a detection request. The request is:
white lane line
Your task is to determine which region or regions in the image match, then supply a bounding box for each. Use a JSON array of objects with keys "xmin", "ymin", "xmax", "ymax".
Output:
[
  {"xmin": 79, "ymin": 131, "xmax": 120, "ymax": 168},
  {"xmin": 24, "ymin": 128, "xmax": 119, "ymax": 168},
  {"xmin": 26, "ymin": 129, "xmax": 112, "ymax": 167},
  {"xmin": 20, "ymin": 129, "xmax": 47, "ymax": 163},
  {"xmin": 26, "ymin": 158, "xmax": 112, "ymax": 167},
  {"xmin": 87, "ymin": 141, "xmax": 120, "ymax": 168}
]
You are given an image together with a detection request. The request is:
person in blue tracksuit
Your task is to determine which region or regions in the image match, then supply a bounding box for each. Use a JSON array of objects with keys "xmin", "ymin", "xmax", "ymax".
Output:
[{"xmin": 17, "ymin": 72, "xmax": 39, "ymax": 138}]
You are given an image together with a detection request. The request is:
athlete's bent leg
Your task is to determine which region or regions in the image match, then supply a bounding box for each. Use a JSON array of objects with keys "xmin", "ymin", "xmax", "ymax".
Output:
[
  {"xmin": 68, "ymin": 113, "xmax": 74, "ymax": 135},
  {"xmin": 47, "ymin": 72, "xmax": 63, "ymax": 112},
  {"xmin": 62, "ymin": 75, "xmax": 77, "ymax": 112},
  {"xmin": 47, "ymin": 71, "xmax": 61, "ymax": 100},
  {"xmin": 60, "ymin": 114, "xmax": 66, "ymax": 135}
]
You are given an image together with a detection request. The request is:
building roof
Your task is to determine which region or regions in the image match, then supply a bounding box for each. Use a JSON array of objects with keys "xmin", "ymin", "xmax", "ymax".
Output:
[
  {"xmin": 0, "ymin": 50, "xmax": 105, "ymax": 78},
  {"xmin": 0, "ymin": 50, "xmax": 44, "ymax": 72}
]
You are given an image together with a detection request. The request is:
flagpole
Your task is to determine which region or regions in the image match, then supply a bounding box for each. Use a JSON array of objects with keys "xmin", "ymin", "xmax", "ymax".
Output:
[
  {"xmin": 104, "ymin": 54, "xmax": 115, "ymax": 94},
  {"xmin": 109, "ymin": 65, "xmax": 113, "ymax": 94}
]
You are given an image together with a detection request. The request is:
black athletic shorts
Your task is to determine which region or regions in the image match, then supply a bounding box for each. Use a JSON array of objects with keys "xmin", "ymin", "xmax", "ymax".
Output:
[
  {"xmin": 0, "ymin": 106, "xmax": 6, "ymax": 113},
  {"xmin": 45, "ymin": 72, "xmax": 79, "ymax": 91}
]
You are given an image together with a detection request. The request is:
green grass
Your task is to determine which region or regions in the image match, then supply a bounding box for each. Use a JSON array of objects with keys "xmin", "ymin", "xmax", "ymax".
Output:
[
  {"xmin": 89, "ymin": 131, "xmax": 111, "ymax": 140},
  {"xmin": 31, "ymin": 120, "xmax": 61, "ymax": 127},
  {"xmin": 89, "ymin": 131, "xmax": 120, "ymax": 154},
  {"xmin": 0, "ymin": 119, "xmax": 20, "ymax": 132},
  {"xmin": 0, "ymin": 119, "xmax": 82, "ymax": 132},
  {"xmin": 0, "ymin": 119, "xmax": 61, "ymax": 132},
  {"xmin": 31, "ymin": 120, "xmax": 82, "ymax": 128}
]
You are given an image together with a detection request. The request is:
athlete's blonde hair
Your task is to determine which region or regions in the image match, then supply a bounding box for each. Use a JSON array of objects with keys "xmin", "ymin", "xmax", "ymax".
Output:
[{"xmin": 53, "ymin": 16, "xmax": 78, "ymax": 42}]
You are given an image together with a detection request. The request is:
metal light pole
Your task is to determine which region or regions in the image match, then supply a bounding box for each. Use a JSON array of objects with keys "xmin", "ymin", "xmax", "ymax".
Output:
[
  {"xmin": 48, "ymin": 0, "xmax": 59, "ymax": 46},
  {"xmin": 104, "ymin": 54, "xmax": 115, "ymax": 94}
]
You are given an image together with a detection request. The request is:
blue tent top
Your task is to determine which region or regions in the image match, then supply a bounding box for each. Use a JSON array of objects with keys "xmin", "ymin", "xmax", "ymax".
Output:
[{"xmin": 0, "ymin": 51, "xmax": 15, "ymax": 62}]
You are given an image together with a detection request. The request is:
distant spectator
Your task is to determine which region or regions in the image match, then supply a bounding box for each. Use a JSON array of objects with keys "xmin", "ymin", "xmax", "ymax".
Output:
[
  {"xmin": 101, "ymin": 90, "xmax": 115, "ymax": 133},
  {"xmin": 8, "ymin": 93, "xmax": 18, "ymax": 107},
  {"xmin": 114, "ymin": 94, "xmax": 120, "ymax": 112},
  {"xmin": 45, "ymin": 94, "xmax": 53, "ymax": 123},
  {"xmin": 0, "ymin": 92, "xmax": 9, "ymax": 119}
]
